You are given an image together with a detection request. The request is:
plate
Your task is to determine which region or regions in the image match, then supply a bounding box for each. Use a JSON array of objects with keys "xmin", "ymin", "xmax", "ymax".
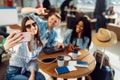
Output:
[
  {"xmin": 64, "ymin": 55, "xmax": 71, "ymax": 61},
  {"xmin": 68, "ymin": 51, "xmax": 81, "ymax": 57}
]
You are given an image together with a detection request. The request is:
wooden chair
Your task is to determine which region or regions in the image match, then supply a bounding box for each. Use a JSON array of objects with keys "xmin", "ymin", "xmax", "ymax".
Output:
[{"xmin": 9, "ymin": 24, "xmax": 21, "ymax": 30}]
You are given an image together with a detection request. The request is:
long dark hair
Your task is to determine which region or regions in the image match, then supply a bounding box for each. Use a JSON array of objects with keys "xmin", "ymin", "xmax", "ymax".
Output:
[
  {"xmin": 70, "ymin": 17, "xmax": 91, "ymax": 48},
  {"xmin": 21, "ymin": 16, "xmax": 43, "ymax": 51}
]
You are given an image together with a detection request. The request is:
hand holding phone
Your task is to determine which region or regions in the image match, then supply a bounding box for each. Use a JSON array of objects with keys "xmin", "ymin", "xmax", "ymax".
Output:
[
  {"xmin": 21, "ymin": 32, "xmax": 31, "ymax": 42},
  {"xmin": 14, "ymin": 32, "xmax": 31, "ymax": 42}
]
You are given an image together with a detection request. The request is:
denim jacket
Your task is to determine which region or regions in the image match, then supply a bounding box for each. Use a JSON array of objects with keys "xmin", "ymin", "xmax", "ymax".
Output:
[
  {"xmin": 63, "ymin": 30, "xmax": 90, "ymax": 49},
  {"xmin": 22, "ymin": 14, "xmax": 57, "ymax": 48}
]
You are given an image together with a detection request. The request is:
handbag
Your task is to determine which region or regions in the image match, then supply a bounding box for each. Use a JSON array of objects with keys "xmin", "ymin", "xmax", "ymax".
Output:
[{"xmin": 90, "ymin": 50, "xmax": 115, "ymax": 80}]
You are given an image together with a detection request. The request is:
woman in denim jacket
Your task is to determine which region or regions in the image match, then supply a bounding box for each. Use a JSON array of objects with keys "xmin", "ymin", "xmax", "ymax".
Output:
[
  {"xmin": 63, "ymin": 17, "xmax": 91, "ymax": 51},
  {"xmin": 21, "ymin": 7, "xmax": 64, "ymax": 48},
  {"xmin": 4, "ymin": 16, "xmax": 45, "ymax": 80}
]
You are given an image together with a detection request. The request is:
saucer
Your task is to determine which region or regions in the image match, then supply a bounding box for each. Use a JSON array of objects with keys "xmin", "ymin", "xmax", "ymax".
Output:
[
  {"xmin": 64, "ymin": 55, "xmax": 72, "ymax": 61},
  {"xmin": 68, "ymin": 51, "xmax": 81, "ymax": 57}
]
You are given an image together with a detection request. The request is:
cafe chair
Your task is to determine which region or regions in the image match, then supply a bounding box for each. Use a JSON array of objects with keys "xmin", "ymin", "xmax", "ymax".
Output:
[
  {"xmin": 9, "ymin": 24, "xmax": 21, "ymax": 30},
  {"xmin": 0, "ymin": 35, "xmax": 4, "ymax": 63},
  {"xmin": 0, "ymin": 35, "xmax": 9, "ymax": 80}
]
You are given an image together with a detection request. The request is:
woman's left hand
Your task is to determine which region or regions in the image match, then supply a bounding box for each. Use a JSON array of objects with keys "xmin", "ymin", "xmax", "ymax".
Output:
[{"xmin": 67, "ymin": 44, "xmax": 74, "ymax": 52}]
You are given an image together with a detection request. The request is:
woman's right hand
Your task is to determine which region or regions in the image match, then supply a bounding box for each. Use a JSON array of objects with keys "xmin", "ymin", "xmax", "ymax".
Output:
[
  {"xmin": 4, "ymin": 32, "xmax": 23, "ymax": 51},
  {"xmin": 67, "ymin": 44, "xmax": 74, "ymax": 52}
]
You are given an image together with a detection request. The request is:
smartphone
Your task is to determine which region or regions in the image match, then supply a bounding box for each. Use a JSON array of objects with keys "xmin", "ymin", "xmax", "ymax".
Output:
[
  {"xmin": 21, "ymin": 32, "xmax": 31, "ymax": 42},
  {"xmin": 14, "ymin": 32, "xmax": 31, "ymax": 42},
  {"xmin": 41, "ymin": 58, "xmax": 56, "ymax": 64}
]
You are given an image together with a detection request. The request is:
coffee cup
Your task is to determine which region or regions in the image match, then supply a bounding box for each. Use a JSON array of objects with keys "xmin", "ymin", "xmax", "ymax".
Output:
[
  {"xmin": 57, "ymin": 56, "xmax": 64, "ymax": 67},
  {"xmin": 72, "ymin": 49, "xmax": 78, "ymax": 59}
]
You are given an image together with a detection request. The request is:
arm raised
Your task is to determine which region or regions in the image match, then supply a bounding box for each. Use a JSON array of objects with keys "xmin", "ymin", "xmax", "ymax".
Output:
[{"xmin": 21, "ymin": 7, "xmax": 47, "ymax": 15}]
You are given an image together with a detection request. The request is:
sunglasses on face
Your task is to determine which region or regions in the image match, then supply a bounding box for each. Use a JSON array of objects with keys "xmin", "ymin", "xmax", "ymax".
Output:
[{"xmin": 25, "ymin": 22, "xmax": 37, "ymax": 28}]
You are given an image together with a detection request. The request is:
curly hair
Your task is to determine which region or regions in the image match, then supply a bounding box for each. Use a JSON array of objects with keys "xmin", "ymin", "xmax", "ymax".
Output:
[{"xmin": 70, "ymin": 17, "xmax": 91, "ymax": 48}]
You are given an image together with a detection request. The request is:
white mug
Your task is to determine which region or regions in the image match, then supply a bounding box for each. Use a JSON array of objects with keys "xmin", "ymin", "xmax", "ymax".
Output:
[
  {"xmin": 72, "ymin": 50, "xmax": 78, "ymax": 59},
  {"xmin": 57, "ymin": 56, "xmax": 64, "ymax": 67}
]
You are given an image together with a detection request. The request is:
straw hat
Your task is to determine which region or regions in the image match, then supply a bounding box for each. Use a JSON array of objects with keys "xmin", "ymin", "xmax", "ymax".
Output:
[{"xmin": 92, "ymin": 28, "xmax": 117, "ymax": 47}]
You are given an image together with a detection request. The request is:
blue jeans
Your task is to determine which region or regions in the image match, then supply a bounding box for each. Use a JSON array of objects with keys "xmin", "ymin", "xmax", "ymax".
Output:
[{"xmin": 5, "ymin": 66, "xmax": 45, "ymax": 80}]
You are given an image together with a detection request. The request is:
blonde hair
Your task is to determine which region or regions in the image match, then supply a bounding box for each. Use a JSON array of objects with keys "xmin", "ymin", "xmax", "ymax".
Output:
[{"xmin": 54, "ymin": 13, "xmax": 61, "ymax": 20}]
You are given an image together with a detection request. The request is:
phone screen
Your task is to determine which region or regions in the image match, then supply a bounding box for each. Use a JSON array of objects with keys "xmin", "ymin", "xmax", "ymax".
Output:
[
  {"xmin": 14, "ymin": 32, "xmax": 31, "ymax": 42},
  {"xmin": 21, "ymin": 32, "xmax": 31, "ymax": 42}
]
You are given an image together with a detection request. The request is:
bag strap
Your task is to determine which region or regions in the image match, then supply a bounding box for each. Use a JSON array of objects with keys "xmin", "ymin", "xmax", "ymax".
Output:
[
  {"xmin": 94, "ymin": 49, "xmax": 105, "ymax": 69},
  {"xmin": 109, "ymin": 65, "xmax": 114, "ymax": 80},
  {"xmin": 94, "ymin": 50, "xmax": 114, "ymax": 80}
]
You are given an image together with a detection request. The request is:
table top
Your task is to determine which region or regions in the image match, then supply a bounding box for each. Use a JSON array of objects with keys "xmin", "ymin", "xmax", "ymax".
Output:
[
  {"xmin": 37, "ymin": 49, "xmax": 96, "ymax": 78},
  {"xmin": 107, "ymin": 23, "xmax": 120, "ymax": 28},
  {"xmin": 105, "ymin": 14, "xmax": 118, "ymax": 19}
]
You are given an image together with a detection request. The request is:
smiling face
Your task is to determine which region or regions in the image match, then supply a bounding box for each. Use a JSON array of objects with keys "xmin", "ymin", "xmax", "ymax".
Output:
[
  {"xmin": 76, "ymin": 21, "xmax": 84, "ymax": 33},
  {"xmin": 47, "ymin": 14, "xmax": 61, "ymax": 29},
  {"xmin": 25, "ymin": 19, "xmax": 38, "ymax": 37},
  {"xmin": 21, "ymin": 16, "xmax": 43, "ymax": 47}
]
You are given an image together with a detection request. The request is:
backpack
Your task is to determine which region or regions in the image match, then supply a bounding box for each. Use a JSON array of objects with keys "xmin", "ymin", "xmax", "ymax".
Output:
[{"xmin": 90, "ymin": 50, "xmax": 115, "ymax": 80}]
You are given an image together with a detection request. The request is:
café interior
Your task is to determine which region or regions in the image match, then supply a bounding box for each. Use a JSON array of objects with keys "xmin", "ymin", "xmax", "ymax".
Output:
[{"xmin": 0, "ymin": 0, "xmax": 120, "ymax": 80}]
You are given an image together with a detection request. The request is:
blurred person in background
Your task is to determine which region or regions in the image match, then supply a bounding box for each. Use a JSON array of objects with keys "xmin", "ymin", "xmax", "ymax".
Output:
[
  {"xmin": 43, "ymin": 0, "xmax": 51, "ymax": 10},
  {"xmin": 60, "ymin": 0, "xmax": 73, "ymax": 21},
  {"xmin": 106, "ymin": 6, "xmax": 115, "ymax": 16},
  {"xmin": 36, "ymin": 0, "xmax": 43, "ymax": 8},
  {"xmin": 94, "ymin": 0, "xmax": 107, "ymax": 32},
  {"xmin": 0, "ymin": 26, "xmax": 9, "ymax": 38}
]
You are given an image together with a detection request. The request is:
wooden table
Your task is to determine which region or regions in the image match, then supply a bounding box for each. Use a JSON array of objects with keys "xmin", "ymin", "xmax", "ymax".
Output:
[{"xmin": 37, "ymin": 49, "xmax": 96, "ymax": 79}]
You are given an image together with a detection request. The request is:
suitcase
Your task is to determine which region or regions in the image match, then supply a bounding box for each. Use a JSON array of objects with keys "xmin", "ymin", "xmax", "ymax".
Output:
[
  {"xmin": 89, "ymin": 50, "xmax": 115, "ymax": 80},
  {"xmin": 90, "ymin": 62, "xmax": 115, "ymax": 80}
]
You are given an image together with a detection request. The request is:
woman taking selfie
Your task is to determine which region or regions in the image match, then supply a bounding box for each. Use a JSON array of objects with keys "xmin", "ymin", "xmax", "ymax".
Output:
[{"xmin": 4, "ymin": 16, "xmax": 45, "ymax": 80}]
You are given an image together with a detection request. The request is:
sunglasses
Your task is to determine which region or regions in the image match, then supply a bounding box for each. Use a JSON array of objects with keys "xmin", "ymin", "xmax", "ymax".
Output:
[{"xmin": 25, "ymin": 22, "xmax": 37, "ymax": 28}]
